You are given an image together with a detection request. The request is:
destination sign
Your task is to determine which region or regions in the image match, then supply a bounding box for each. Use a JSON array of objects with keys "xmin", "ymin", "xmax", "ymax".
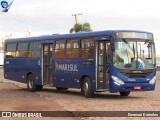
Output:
[{"xmin": 116, "ymin": 32, "xmax": 153, "ymax": 40}]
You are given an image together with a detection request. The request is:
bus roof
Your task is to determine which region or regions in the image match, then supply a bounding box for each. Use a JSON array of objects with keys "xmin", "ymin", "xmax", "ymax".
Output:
[{"xmin": 5, "ymin": 30, "xmax": 153, "ymax": 43}]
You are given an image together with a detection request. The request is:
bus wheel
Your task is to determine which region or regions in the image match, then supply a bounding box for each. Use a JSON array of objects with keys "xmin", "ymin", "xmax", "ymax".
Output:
[
  {"xmin": 27, "ymin": 74, "xmax": 38, "ymax": 92},
  {"xmin": 120, "ymin": 91, "xmax": 130, "ymax": 96},
  {"xmin": 56, "ymin": 87, "xmax": 68, "ymax": 90},
  {"xmin": 82, "ymin": 77, "xmax": 94, "ymax": 98}
]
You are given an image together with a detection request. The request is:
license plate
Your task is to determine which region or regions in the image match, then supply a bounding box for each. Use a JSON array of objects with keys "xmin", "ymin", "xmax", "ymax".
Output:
[{"xmin": 134, "ymin": 86, "xmax": 141, "ymax": 90}]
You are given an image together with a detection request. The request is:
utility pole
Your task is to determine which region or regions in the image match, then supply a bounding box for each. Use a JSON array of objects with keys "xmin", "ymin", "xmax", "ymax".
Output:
[{"xmin": 72, "ymin": 13, "xmax": 83, "ymax": 24}]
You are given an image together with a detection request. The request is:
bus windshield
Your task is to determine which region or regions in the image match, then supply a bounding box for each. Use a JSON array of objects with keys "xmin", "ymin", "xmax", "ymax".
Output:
[{"xmin": 113, "ymin": 39, "xmax": 156, "ymax": 70}]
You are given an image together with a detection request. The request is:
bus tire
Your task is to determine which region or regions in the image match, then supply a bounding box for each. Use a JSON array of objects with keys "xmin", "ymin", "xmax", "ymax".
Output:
[
  {"xmin": 82, "ymin": 77, "xmax": 94, "ymax": 98},
  {"xmin": 120, "ymin": 91, "xmax": 130, "ymax": 96},
  {"xmin": 56, "ymin": 87, "xmax": 68, "ymax": 90},
  {"xmin": 27, "ymin": 74, "xmax": 38, "ymax": 92}
]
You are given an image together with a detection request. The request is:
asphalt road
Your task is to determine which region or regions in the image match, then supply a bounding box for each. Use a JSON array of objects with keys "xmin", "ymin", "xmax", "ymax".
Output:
[{"xmin": 0, "ymin": 68, "xmax": 160, "ymax": 120}]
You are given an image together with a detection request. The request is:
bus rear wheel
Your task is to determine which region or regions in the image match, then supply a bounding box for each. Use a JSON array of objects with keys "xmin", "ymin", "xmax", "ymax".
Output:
[
  {"xmin": 82, "ymin": 77, "xmax": 94, "ymax": 98},
  {"xmin": 120, "ymin": 91, "xmax": 130, "ymax": 96},
  {"xmin": 27, "ymin": 74, "xmax": 38, "ymax": 92}
]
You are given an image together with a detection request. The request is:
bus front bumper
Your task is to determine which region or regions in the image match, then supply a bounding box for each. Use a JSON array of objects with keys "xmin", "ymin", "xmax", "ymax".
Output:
[{"xmin": 110, "ymin": 82, "xmax": 156, "ymax": 93}]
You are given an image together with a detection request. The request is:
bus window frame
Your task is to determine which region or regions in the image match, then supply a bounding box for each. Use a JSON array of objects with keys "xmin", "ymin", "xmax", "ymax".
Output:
[
  {"xmin": 65, "ymin": 39, "xmax": 79, "ymax": 59},
  {"xmin": 79, "ymin": 37, "xmax": 95, "ymax": 59},
  {"xmin": 54, "ymin": 39, "xmax": 66, "ymax": 59},
  {"xmin": 16, "ymin": 42, "xmax": 29, "ymax": 58},
  {"xmin": 5, "ymin": 42, "xmax": 17, "ymax": 58},
  {"xmin": 28, "ymin": 41, "xmax": 41, "ymax": 58}
]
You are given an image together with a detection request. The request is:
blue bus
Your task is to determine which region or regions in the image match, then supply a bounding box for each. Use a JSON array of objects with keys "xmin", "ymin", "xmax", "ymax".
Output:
[{"xmin": 4, "ymin": 30, "xmax": 156, "ymax": 97}]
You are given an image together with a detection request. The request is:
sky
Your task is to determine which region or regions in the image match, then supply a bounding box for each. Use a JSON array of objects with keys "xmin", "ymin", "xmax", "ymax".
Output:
[{"xmin": 0, "ymin": 0, "xmax": 160, "ymax": 55}]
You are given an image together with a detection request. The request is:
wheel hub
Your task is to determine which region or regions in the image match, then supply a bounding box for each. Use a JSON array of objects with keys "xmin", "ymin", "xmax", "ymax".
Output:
[
  {"xmin": 84, "ymin": 82, "xmax": 89, "ymax": 93},
  {"xmin": 29, "ymin": 78, "xmax": 33, "ymax": 89}
]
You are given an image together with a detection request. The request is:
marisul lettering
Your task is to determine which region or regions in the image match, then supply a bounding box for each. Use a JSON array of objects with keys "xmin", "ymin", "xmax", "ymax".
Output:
[{"xmin": 58, "ymin": 64, "xmax": 78, "ymax": 71}]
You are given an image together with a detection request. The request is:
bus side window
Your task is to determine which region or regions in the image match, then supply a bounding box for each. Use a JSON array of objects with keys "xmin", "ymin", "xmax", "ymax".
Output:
[
  {"xmin": 28, "ymin": 42, "xmax": 40, "ymax": 58},
  {"xmin": 80, "ymin": 38, "xmax": 94, "ymax": 58},
  {"xmin": 54, "ymin": 40, "xmax": 65, "ymax": 59},
  {"xmin": 5, "ymin": 43, "xmax": 17, "ymax": 58},
  {"xmin": 66, "ymin": 39, "xmax": 79, "ymax": 58},
  {"xmin": 16, "ymin": 42, "xmax": 29, "ymax": 58}
]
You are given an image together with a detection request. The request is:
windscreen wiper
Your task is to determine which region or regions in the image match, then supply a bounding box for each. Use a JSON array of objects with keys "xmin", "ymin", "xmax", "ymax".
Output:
[{"xmin": 122, "ymin": 39, "xmax": 134, "ymax": 51}]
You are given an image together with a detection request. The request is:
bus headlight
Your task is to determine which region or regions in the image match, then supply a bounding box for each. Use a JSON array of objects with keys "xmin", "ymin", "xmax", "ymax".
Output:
[
  {"xmin": 149, "ymin": 76, "xmax": 156, "ymax": 85},
  {"xmin": 111, "ymin": 75, "xmax": 124, "ymax": 85}
]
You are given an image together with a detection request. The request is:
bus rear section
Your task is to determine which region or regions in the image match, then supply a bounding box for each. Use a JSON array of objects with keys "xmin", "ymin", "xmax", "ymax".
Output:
[{"xmin": 4, "ymin": 41, "xmax": 42, "ymax": 87}]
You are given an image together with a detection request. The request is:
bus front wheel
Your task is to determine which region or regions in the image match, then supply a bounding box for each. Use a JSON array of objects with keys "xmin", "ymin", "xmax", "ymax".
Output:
[
  {"xmin": 27, "ymin": 74, "xmax": 38, "ymax": 92},
  {"xmin": 120, "ymin": 91, "xmax": 130, "ymax": 96},
  {"xmin": 82, "ymin": 77, "xmax": 94, "ymax": 98}
]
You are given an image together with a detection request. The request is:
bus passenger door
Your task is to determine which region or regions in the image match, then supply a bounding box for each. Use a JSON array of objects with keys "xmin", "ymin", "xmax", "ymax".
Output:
[
  {"xmin": 42, "ymin": 44, "xmax": 53, "ymax": 85},
  {"xmin": 97, "ymin": 41, "xmax": 110, "ymax": 90}
]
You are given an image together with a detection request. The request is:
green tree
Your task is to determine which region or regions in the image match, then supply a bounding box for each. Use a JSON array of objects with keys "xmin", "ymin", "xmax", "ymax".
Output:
[{"xmin": 70, "ymin": 22, "xmax": 92, "ymax": 33}]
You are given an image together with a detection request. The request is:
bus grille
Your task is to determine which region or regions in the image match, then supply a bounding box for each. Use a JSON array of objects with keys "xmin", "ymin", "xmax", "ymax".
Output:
[{"xmin": 123, "ymin": 73, "xmax": 151, "ymax": 78}]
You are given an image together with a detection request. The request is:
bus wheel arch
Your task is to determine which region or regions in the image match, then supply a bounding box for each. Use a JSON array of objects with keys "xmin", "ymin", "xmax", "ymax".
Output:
[
  {"xmin": 27, "ymin": 72, "xmax": 33, "ymax": 79},
  {"xmin": 27, "ymin": 73, "xmax": 36, "ymax": 92},
  {"xmin": 26, "ymin": 72, "xmax": 43, "ymax": 91},
  {"xmin": 80, "ymin": 75, "xmax": 94, "ymax": 98},
  {"xmin": 26, "ymin": 72, "xmax": 33, "ymax": 87}
]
